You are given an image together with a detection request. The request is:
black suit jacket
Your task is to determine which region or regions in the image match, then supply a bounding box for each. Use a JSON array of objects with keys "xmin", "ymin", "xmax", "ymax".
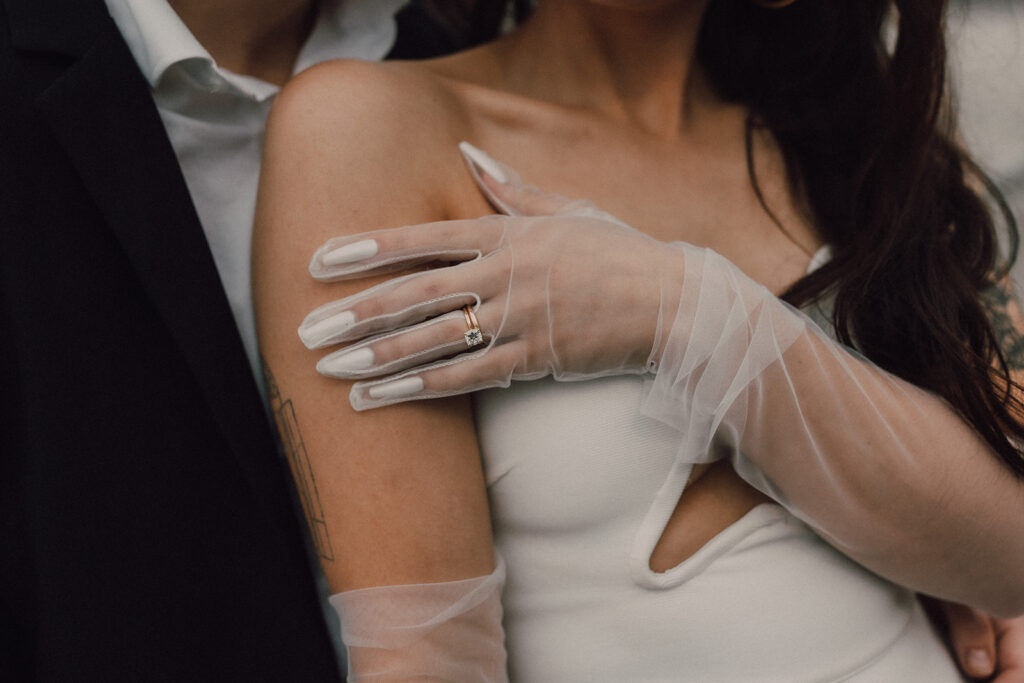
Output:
[{"xmin": 0, "ymin": 1, "xmax": 456, "ymax": 679}]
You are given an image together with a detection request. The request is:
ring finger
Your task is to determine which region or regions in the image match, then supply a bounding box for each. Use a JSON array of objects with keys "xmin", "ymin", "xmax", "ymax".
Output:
[
  {"xmin": 315, "ymin": 303, "xmax": 505, "ymax": 379},
  {"xmin": 299, "ymin": 254, "xmax": 503, "ymax": 349}
]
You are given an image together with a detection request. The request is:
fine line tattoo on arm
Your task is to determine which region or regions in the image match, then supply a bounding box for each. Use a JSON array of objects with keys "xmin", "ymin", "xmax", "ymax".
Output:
[
  {"xmin": 981, "ymin": 277, "xmax": 1024, "ymax": 371},
  {"xmin": 264, "ymin": 362, "xmax": 335, "ymax": 562}
]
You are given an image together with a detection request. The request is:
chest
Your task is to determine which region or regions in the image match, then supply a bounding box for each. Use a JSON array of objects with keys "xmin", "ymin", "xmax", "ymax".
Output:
[{"xmin": 464, "ymin": 119, "xmax": 819, "ymax": 295}]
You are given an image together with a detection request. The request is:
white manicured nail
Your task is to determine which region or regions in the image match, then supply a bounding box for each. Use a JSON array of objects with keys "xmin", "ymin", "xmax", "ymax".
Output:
[
  {"xmin": 322, "ymin": 239, "xmax": 379, "ymax": 266},
  {"xmin": 367, "ymin": 376, "xmax": 424, "ymax": 400},
  {"xmin": 299, "ymin": 311, "xmax": 356, "ymax": 347},
  {"xmin": 459, "ymin": 141, "xmax": 508, "ymax": 184},
  {"xmin": 318, "ymin": 347, "xmax": 375, "ymax": 375}
]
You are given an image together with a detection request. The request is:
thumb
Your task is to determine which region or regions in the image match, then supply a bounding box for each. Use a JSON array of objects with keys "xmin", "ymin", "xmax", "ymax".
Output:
[
  {"xmin": 941, "ymin": 601, "xmax": 997, "ymax": 680},
  {"xmin": 458, "ymin": 141, "xmax": 576, "ymax": 217}
]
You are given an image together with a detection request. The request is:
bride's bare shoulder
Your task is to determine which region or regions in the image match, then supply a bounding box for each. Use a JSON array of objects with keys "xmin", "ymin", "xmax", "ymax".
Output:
[
  {"xmin": 264, "ymin": 59, "xmax": 473, "ymax": 217},
  {"xmin": 276, "ymin": 58, "xmax": 470, "ymax": 130}
]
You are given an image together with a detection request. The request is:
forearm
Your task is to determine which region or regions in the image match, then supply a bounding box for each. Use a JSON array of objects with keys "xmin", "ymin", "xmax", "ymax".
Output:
[
  {"xmin": 643, "ymin": 246, "xmax": 1024, "ymax": 616},
  {"xmin": 739, "ymin": 329, "xmax": 1024, "ymax": 615},
  {"xmin": 261, "ymin": 343, "xmax": 495, "ymax": 590},
  {"xmin": 260, "ymin": 345, "xmax": 504, "ymax": 679},
  {"xmin": 331, "ymin": 559, "xmax": 507, "ymax": 681}
]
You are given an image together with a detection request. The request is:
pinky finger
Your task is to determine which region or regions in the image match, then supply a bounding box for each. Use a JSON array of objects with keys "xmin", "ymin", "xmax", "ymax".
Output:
[{"xmin": 349, "ymin": 341, "xmax": 526, "ymax": 410}]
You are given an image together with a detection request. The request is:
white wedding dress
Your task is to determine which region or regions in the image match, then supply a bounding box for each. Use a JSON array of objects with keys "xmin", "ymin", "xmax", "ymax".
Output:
[
  {"xmin": 332, "ymin": 243, "xmax": 968, "ymax": 681},
  {"xmin": 472, "ymin": 245, "xmax": 962, "ymax": 681},
  {"xmin": 328, "ymin": 218, "xmax": 977, "ymax": 681},
  {"xmin": 475, "ymin": 372, "xmax": 961, "ymax": 682}
]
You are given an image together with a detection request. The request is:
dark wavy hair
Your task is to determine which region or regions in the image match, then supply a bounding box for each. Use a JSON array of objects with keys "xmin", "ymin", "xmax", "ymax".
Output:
[
  {"xmin": 435, "ymin": 0, "xmax": 1024, "ymax": 476},
  {"xmin": 698, "ymin": 0, "xmax": 1024, "ymax": 476}
]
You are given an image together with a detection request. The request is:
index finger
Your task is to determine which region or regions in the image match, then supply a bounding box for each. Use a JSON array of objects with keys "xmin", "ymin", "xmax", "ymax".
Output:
[{"xmin": 310, "ymin": 215, "xmax": 507, "ymax": 282}]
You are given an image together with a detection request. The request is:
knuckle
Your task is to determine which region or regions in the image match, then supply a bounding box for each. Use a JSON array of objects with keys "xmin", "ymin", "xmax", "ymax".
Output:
[
  {"xmin": 419, "ymin": 280, "xmax": 445, "ymax": 301},
  {"xmin": 390, "ymin": 331, "xmax": 418, "ymax": 360},
  {"xmin": 439, "ymin": 221, "xmax": 467, "ymax": 245},
  {"xmin": 371, "ymin": 336, "xmax": 400, "ymax": 364},
  {"xmin": 356, "ymin": 296, "xmax": 386, "ymax": 321},
  {"xmin": 393, "ymin": 272, "xmax": 438, "ymax": 304}
]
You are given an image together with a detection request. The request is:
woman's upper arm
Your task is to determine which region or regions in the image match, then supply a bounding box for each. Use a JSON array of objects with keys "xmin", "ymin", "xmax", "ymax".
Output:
[{"xmin": 253, "ymin": 62, "xmax": 494, "ymax": 593}]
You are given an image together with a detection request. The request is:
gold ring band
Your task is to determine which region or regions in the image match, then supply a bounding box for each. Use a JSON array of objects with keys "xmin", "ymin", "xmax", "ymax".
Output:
[{"xmin": 461, "ymin": 305, "xmax": 484, "ymax": 348}]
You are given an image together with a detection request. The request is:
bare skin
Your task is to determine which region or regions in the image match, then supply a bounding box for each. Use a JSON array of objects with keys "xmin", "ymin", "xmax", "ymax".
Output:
[
  {"xmin": 255, "ymin": 0, "xmax": 812, "ymax": 592},
  {"xmin": 253, "ymin": 0, "xmax": 1024, "ymax": 676}
]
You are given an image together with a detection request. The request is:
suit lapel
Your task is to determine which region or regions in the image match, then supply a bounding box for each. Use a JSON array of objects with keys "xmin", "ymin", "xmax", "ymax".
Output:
[{"xmin": 11, "ymin": 0, "xmax": 291, "ymax": 538}]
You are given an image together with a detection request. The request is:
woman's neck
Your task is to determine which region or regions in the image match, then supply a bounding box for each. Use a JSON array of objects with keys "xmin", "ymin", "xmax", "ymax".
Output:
[
  {"xmin": 496, "ymin": 1, "xmax": 714, "ymax": 138},
  {"xmin": 168, "ymin": 0, "xmax": 316, "ymax": 85}
]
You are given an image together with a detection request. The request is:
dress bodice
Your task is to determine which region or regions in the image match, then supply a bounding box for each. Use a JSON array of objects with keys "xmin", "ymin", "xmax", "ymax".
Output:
[
  {"xmin": 471, "ymin": 245, "xmax": 959, "ymax": 681},
  {"xmin": 474, "ymin": 375, "xmax": 958, "ymax": 681}
]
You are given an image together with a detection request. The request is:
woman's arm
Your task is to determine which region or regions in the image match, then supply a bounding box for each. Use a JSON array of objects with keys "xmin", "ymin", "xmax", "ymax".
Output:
[
  {"xmin": 297, "ymin": 156, "xmax": 1024, "ymax": 617},
  {"xmin": 253, "ymin": 61, "xmax": 504, "ymax": 677},
  {"xmin": 645, "ymin": 245, "xmax": 1024, "ymax": 617}
]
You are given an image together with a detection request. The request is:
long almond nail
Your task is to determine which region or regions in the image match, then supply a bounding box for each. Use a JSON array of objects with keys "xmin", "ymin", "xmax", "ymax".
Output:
[
  {"xmin": 367, "ymin": 376, "xmax": 424, "ymax": 400},
  {"xmin": 322, "ymin": 239, "xmax": 379, "ymax": 266},
  {"xmin": 458, "ymin": 141, "xmax": 509, "ymax": 184},
  {"xmin": 299, "ymin": 311, "xmax": 355, "ymax": 348},
  {"xmin": 318, "ymin": 347, "xmax": 375, "ymax": 376}
]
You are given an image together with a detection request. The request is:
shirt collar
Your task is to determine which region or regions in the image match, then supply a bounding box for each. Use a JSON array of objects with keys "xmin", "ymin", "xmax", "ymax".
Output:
[{"xmin": 104, "ymin": 0, "xmax": 410, "ymax": 102}]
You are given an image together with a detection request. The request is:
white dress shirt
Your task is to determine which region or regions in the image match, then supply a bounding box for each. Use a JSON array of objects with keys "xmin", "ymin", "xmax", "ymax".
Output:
[{"xmin": 103, "ymin": 0, "xmax": 409, "ymax": 396}]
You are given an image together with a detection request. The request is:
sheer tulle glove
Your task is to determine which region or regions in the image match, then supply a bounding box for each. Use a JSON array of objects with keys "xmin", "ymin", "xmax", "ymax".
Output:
[
  {"xmin": 330, "ymin": 559, "xmax": 508, "ymax": 682},
  {"xmin": 303, "ymin": 144, "xmax": 1024, "ymax": 615},
  {"xmin": 299, "ymin": 142, "xmax": 686, "ymax": 410}
]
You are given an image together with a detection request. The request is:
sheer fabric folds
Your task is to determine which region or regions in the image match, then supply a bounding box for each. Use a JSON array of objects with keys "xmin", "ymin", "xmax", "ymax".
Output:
[
  {"xmin": 311, "ymin": 141, "xmax": 1024, "ymax": 676},
  {"xmin": 323, "ymin": 245, "xmax": 1023, "ymax": 679},
  {"xmin": 329, "ymin": 559, "xmax": 508, "ymax": 681},
  {"xmin": 309, "ymin": 227, "xmax": 1023, "ymax": 618},
  {"xmin": 643, "ymin": 246, "xmax": 1024, "ymax": 616}
]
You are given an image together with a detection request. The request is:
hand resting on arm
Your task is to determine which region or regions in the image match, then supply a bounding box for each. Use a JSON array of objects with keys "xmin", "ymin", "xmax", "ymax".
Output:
[{"xmin": 300, "ymin": 146, "xmax": 1024, "ymax": 619}]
